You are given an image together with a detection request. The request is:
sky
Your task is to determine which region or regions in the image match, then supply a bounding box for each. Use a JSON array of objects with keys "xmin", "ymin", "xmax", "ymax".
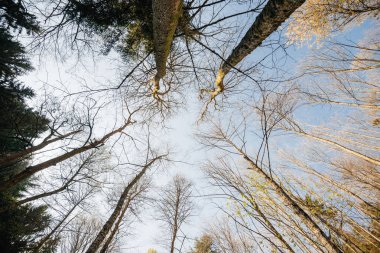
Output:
[{"xmin": 16, "ymin": 1, "xmax": 377, "ymax": 252}]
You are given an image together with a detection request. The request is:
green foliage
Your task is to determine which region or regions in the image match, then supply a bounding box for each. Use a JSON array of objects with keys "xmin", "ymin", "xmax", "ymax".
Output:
[
  {"xmin": 0, "ymin": 2, "xmax": 57, "ymax": 252},
  {"xmin": 302, "ymin": 194, "xmax": 337, "ymax": 218},
  {"xmin": 0, "ymin": 4, "xmax": 46, "ymax": 158},
  {"xmin": 0, "ymin": 81, "xmax": 53, "ymax": 252},
  {"xmin": 66, "ymin": 0, "xmax": 196, "ymax": 58},
  {"xmin": 0, "ymin": 189, "xmax": 57, "ymax": 253},
  {"xmin": 0, "ymin": 27, "xmax": 33, "ymax": 81},
  {"xmin": 0, "ymin": 0, "xmax": 39, "ymax": 33},
  {"xmin": 0, "ymin": 82, "xmax": 49, "ymax": 158},
  {"xmin": 0, "ymin": 83, "xmax": 54, "ymax": 253}
]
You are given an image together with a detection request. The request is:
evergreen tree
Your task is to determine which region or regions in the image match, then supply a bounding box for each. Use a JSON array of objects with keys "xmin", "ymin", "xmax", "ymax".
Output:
[
  {"xmin": 64, "ymin": 0, "xmax": 195, "ymax": 57},
  {"xmin": 0, "ymin": 83, "xmax": 56, "ymax": 252},
  {"xmin": 0, "ymin": 2, "xmax": 58, "ymax": 252}
]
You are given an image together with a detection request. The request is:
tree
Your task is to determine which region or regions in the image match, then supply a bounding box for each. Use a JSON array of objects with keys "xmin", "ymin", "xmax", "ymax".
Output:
[
  {"xmin": 151, "ymin": 0, "xmax": 183, "ymax": 98},
  {"xmin": 190, "ymin": 234, "xmax": 217, "ymax": 253},
  {"xmin": 204, "ymin": 159, "xmax": 295, "ymax": 252},
  {"xmin": 0, "ymin": 84, "xmax": 56, "ymax": 253},
  {"xmin": 199, "ymin": 120, "xmax": 342, "ymax": 253},
  {"xmin": 0, "ymin": 28, "xmax": 33, "ymax": 82},
  {"xmin": 0, "ymin": 179, "xmax": 58, "ymax": 253},
  {"xmin": 0, "ymin": 0, "xmax": 39, "ymax": 32},
  {"xmin": 287, "ymin": 0, "xmax": 380, "ymax": 45},
  {"xmin": 156, "ymin": 175, "xmax": 194, "ymax": 253},
  {"xmin": 0, "ymin": 110, "xmax": 137, "ymax": 192},
  {"xmin": 209, "ymin": 0, "xmax": 305, "ymax": 99},
  {"xmin": 0, "ymin": 4, "xmax": 56, "ymax": 249},
  {"xmin": 85, "ymin": 152, "xmax": 167, "ymax": 253}
]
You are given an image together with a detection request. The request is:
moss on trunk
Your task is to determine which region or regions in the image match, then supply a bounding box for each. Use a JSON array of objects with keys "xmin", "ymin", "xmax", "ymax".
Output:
[{"xmin": 152, "ymin": 0, "xmax": 183, "ymax": 97}]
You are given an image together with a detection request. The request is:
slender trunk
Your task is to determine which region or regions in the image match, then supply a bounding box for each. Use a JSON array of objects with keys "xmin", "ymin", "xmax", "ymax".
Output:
[
  {"xmin": 33, "ymin": 201, "xmax": 80, "ymax": 252},
  {"xmin": 85, "ymin": 156, "xmax": 162, "ymax": 253},
  {"xmin": 227, "ymin": 141, "xmax": 341, "ymax": 252},
  {"xmin": 289, "ymin": 156, "xmax": 379, "ymax": 212},
  {"xmin": 0, "ymin": 121, "xmax": 131, "ymax": 192},
  {"xmin": 0, "ymin": 130, "xmax": 81, "ymax": 168},
  {"xmin": 152, "ymin": 0, "xmax": 182, "ymax": 96},
  {"xmin": 212, "ymin": 0, "xmax": 305, "ymax": 95},
  {"xmin": 170, "ymin": 193, "xmax": 180, "ymax": 253},
  {"xmin": 247, "ymin": 197, "xmax": 295, "ymax": 252},
  {"xmin": 298, "ymin": 132, "xmax": 380, "ymax": 166}
]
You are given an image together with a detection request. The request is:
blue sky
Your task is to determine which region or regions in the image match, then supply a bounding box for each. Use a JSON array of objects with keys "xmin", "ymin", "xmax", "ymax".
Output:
[{"xmin": 16, "ymin": 2, "xmax": 379, "ymax": 252}]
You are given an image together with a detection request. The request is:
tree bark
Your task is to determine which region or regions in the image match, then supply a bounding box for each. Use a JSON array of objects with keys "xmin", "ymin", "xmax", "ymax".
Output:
[
  {"xmin": 152, "ymin": 0, "xmax": 182, "ymax": 96},
  {"xmin": 99, "ymin": 197, "xmax": 133, "ymax": 253},
  {"xmin": 227, "ymin": 140, "xmax": 342, "ymax": 253},
  {"xmin": 85, "ymin": 156, "xmax": 163, "ymax": 253},
  {"xmin": 0, "ymin": 130, "xmax": 81, "ymax": 168},
  {"xmin": 0, "ymin": 121, "xmax": 132, "ymax": 192},
  {"xmin": 298, "ymin": 132, "xmax": 380, "ymax": 166},
  {"xmin": 170, "ymin": 192, "xmax": 180, "ymax": 253},
  {"xmin": 212, "ymin": 0, "xmax": 305, "ymax": 96}
]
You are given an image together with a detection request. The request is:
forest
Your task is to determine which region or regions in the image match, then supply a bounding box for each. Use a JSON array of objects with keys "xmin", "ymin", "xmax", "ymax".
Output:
[{"xmin": 0, "ymin": 0, "xmax": 379, "ymax": 252}]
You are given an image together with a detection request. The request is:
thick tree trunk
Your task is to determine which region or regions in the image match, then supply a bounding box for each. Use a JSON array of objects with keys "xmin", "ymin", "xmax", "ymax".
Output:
[
  {"xmin": 212, "ymin": 0, "xmax": 305, "ymax": 96},
  {"xmin": 0, "ymin": 121, "xmax": 132, "ymax": 192},
  {"xmin": 152, "ymin": 0, "xmax": 182, "ymax": 96},
  {"xmin": 99, "ymin": 197, "xmax": 133, "ymax": 253},
  {"xmin": 85, "ymin": 156, "xmax": 162, "ymax": 253}
]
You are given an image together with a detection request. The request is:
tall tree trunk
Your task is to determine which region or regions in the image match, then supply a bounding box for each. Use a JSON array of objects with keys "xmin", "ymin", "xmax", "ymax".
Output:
[
  {"xmin": 85, "ymin": 156, "xmax": 163, "ymax": 253},
  {"xmin": 99, "ymin": 197, "xmax": 133, "ymax": 253},
  {"xmin": 212, "ymin": 0, "xmax": 305, "ymax": 97},
  {"xmin": 236, "ymin": 188, "xmax": 295, "ymax": 252},
  {"xmin": 0, "ymin": 121, "xmax": 132, "ymax": 192},
  {"xmin": 227, "ymin": 140, "xmax": 342, "ymax": 252},
  {"xmin": 152, "ymin": 0, "xmax": 182, "ymax": 96},
  {"xmin": 170, "ymin": 193, "xmax": 180, "ymax": 253},
  {"xmin": 0, "ymin": 130, "xmax": 81, "ymax": 168},
  {"xmin": 297, "ymin": 131, "xmax": 380, "ymax": 166}
]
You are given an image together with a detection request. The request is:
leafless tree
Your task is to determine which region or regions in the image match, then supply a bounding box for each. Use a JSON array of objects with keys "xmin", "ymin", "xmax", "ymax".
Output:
[
  {"xmin": 206, "ymin": 217, "xmax": 256, "ymax": 253},
  {"xmin": 198, "ymin": 119, "xmax": 341, "ymax": 252},
  {"xmin": 204, "ymin": 158, "xmax": 295, "ymax": 253},
  {"xmin": 85, "ymin": 147, "xmax": 168, "ymax": 253},
  {"xmin": 156, "ymin": 174, "xmax": 194, "ymax": 253},
  {"xmin": 60, "ymin": 217, "xmax": 109, "ymax": 253},
  {"xmin": 0, "ymin": 105, "xmax": 139, "ymax": 192}
]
